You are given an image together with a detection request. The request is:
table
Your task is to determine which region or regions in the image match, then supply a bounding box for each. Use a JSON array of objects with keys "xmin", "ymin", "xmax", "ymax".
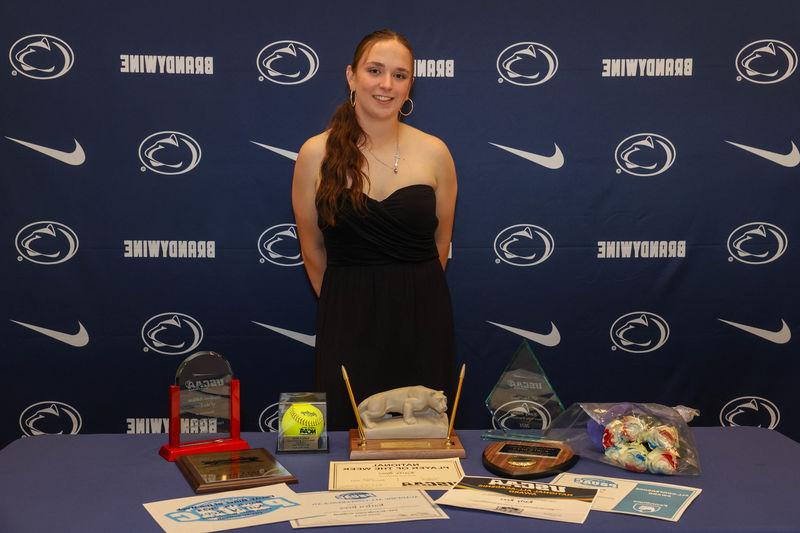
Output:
[{"xmin": 0, "ymin": 428, "xmax": 798, "ymax": 532}]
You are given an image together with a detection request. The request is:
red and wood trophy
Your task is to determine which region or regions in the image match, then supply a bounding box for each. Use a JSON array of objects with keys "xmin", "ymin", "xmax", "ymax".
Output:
[{"xmin": 159, "ymin": 351, "xmax": 249, "ymax": 461}]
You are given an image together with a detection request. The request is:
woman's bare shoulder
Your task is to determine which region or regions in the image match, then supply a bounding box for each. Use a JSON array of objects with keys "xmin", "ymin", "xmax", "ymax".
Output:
[
  {"xmin": 402, "ymin": 124, "xmax": 450, "ymax": 156},
  {"xmin": 298, "ymin": 131, "xmax": 329, "ymax": 162}
]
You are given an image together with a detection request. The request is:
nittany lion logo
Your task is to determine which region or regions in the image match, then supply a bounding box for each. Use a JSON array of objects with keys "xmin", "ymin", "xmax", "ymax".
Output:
[
  {"xmin": 9, "ymin": 34, "xmax": 74, "ymax": 79},
  {"xmin": 258, "ymin": 224, "xmax": 303, "ymax": 266},
  {"xmin": 257, "ymin": 41, "xmax": 318, "ymax": 85},
  {"xmin": 736, "ymin": 40, "xmax": 797, "ymax": 84},
  {"xmin": 720, "ymin": 396, "xmax": 780, "ymax": 429},
  {"xmin": 138, "ymin": 131, "xmax": 201, "ymax": 175},
  {"xmin": 496, "ymin": 42, "xmax": 558, "ymax": 86},
  {"xmin": 258, "ymin": 402, "xmax": 280, "ymax": 432},
  {"xmin": 493, "ymin": 224, "xmax": 554, "ymax": 266},
  {"xmin": 615, "ymin": 133, "xmax": 676, "ymax": 176},
  {"xmin": 611, "ymin": 312, "xmax": 670, "ymax": 353},
  {"xmin": 19, "ymin": 401, "xmax": 82, "ymax": 436},
  {"xmin": 497, "ymin": 42, "xmax": 558, "ymax": 86},
  {"xmin": 491, "ymin": 400, "xmax": 552, "ymax": 430},
  {"xmin": 15, "ymin": 221, "xmax": 79, "ymax": 265},
  {"xmin": 141, "ymin": 313, "xmax": 203, "ymax": 355},
  {"xmin": 727, "ymin": 222, "xmax": 788, "ymax": 265}
]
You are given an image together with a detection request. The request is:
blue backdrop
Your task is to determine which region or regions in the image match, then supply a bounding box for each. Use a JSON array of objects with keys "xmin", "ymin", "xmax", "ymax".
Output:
[{"xmin": 2, "ymin": 0, "xmax": 798, "ymax": 447}]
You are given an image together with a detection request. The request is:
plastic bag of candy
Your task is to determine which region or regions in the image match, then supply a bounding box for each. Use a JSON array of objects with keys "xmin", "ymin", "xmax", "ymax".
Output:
[{"xmin": 542, "ymin": 402, "xmax": 701, "ymax": 475}]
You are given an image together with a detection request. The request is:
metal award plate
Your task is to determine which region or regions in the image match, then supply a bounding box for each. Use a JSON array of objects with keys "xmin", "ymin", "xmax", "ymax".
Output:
[
  {"xmin": 482, "ymin": 440, "xmax": 578, "ymax": 479},
  {"xmin": 176, "ymin": 448, "xmax": 297, "ymax": 494}
]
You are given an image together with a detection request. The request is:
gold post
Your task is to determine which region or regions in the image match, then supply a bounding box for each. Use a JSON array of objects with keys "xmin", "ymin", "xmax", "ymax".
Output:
[
  {"xmin": 341, "ymin": 365, "xmax": 366, "ymax": 446},
  {"xmin": 446, "ymin": 363, "xmax": 466, "ymax": 446}
]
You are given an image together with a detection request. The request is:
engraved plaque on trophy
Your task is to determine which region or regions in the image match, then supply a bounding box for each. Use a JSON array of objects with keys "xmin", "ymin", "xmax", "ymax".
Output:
[
  {"xmin": 484, "ymin": 341, "xmax": 564, "ymax": 440},
  {"xmin": 482, "ymin": 440, "xmax": 578, "ymax": 479},
  {"xmin": 159, "ymin": 351, "xmax": 249, "ymax": 461},
  {"xmin": 176, "ymin": 448, "xmax": 297, "ymax": 494}
]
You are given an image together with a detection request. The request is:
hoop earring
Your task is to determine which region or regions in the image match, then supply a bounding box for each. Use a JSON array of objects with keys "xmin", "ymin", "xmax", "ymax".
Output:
[
  {"xmin": 399, "ymin": 98, "xmax": 414, "ymax": 117},
  {"xmin": 350, "ymin": 90, "xmax": 356, "ymax": 107}
]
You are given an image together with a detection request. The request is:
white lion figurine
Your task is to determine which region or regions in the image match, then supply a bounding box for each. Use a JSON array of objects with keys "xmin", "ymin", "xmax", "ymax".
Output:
[{"xmin": 358, "ymin": 386, "xmax": 448, "ymax": 429}]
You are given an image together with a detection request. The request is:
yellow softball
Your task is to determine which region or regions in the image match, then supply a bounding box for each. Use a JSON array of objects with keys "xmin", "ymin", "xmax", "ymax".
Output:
[{"xmin": 281, "ymin": 403, "xmax": 324, "ymax": 437}]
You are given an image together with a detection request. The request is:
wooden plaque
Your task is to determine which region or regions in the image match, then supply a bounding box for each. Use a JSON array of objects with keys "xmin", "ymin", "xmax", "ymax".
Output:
[
  {"xmin": 176, "ymin": 448, "xmax": 297, "ymax": 494},
  {"xmin": 482, "ymin": 440, "xmax": 578, "ymax": 479},
  {"xmin": 348, "ymin": 429, "xmax": 466, "ymax": 460}
]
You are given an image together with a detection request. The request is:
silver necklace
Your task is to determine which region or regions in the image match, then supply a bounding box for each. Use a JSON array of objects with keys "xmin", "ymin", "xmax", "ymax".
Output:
[{"xmin": 365, "ymin": 133, "xmax": 400, "ymax": 174}]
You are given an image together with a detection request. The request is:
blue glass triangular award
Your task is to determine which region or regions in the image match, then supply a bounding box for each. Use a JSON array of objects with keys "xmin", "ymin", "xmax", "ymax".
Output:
[{"xmin": 484, "ymin": 341, "xmax": 564, "ymax": 440}]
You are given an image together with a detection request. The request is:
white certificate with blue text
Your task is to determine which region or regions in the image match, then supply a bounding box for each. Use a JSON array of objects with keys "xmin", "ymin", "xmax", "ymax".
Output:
[
  {"xmin": 551, "ymin": 473, "xmax": 701, "ymax": 521},
  {"xmin": 143, "ymin": 484, "xmax": 314, "ymax": 533},
  {"xmin": 290, "ymin": 490, "xmax": 449, "ymax": 528}
]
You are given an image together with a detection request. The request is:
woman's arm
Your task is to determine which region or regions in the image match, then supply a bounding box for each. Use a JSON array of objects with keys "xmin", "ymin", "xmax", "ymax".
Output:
[
  {"xmin": 432, "ymin": 138, "xmax": 457, "ymax": 271},
  {"xmin": 291, "ymin": 135, "xmax": 327, "ymax": 297}
]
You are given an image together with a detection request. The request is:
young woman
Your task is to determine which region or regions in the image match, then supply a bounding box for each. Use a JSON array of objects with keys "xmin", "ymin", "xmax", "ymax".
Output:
[{"xmin": 292, "ymin": 29, "xmax": 457, "ymax": 429}]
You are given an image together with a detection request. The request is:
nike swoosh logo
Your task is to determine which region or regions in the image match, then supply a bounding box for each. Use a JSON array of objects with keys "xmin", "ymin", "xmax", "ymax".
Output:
[
  {"xmin": 10, "ymin": 320, "xmax": 90, "ymax": 347},
  {"xmin": 487, "ymin": 321, "xmax": 561, "ymax": 347},
  {"xmin": 252, "ymin": 321, "xmax": 315, "ymax": 347},
  {"xmin": 251, "ymin": 141, "xmax": 298, "ymax": 161},
  {"xmin": 6, "ymin": 137, "xmax": 86, "ymax": 166},
  {"xmin": 718, "ymin": 318, "xmax": 791, "ymax": 344},
  {"xmin": 489, "ymin": 142, "xmax": 564, "ymax": 169},
  {"xmin": 725, "ymin": 140, "xmax": 800, "ymax": 167}
]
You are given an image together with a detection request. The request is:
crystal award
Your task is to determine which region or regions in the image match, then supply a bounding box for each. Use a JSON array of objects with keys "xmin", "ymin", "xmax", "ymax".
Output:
[
  {"xmin": 484, "ymin": 341, "xmax": 564, "ymax": 440},
  {"xmin": 159, "ymin": 351, "xmax": 249, "ymax": 461}
]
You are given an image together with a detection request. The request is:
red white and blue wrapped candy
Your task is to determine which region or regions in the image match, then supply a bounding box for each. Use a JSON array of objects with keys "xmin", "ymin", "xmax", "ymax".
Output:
[
  {"xmin": 619, "ymin": 415, "xmax": 648, "ymax": 442},
  {"xmin": 609, "ymin": 443, "xmax": 649, "ymax": 472},
  {"xmin": 647, "ymin": 448, "xmax": 679, "ymax": 474},
  {"xmin": 602, "ymin": 419, "xmax": 624, "ymax": 449},
  {"xmin": 643, "ymin": 425, "xmax": 679, "ymax": 451}
]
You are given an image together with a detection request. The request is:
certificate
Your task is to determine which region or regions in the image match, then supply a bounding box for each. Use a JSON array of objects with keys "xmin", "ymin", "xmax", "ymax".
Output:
[
  {"xmin": 551, "ymin": 473, "xmax": 702, "ymax": 521},
  {"xmin": 290, "ymin": 490, "xmax": 449, "ymax": 528},
  {"xmin": 435, "ymin": 476, "xmax": 596, "ymax": 524},
  {"xmin": 143, "ymin": 484, "xmax": 315, "ymax": 533},
  {"xmin": 328, "ymin": 458, "xmax": 465, "ymax": 490}
]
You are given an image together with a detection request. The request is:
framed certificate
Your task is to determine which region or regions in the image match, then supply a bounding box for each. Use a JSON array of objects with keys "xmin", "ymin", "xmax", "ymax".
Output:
[{"xmin": 176, "ymin": 448, "xmax": 297, "ymax": 494}]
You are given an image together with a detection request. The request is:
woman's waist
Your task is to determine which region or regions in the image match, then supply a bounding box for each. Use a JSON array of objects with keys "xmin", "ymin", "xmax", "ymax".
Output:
[{"xmin": 326, "ymin": 251, "xmax": 439, "ymax": 267}]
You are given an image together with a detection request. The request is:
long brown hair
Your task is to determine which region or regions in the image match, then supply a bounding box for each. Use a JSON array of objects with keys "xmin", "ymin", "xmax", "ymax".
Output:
[{"xmin": 316, "ymin": 29, "xmax": 414, "ymax": 227}]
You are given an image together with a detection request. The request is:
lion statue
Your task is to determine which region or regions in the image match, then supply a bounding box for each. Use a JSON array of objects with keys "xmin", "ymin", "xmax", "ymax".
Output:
[{"xmin": 358, "ymin": 386, "xmax": 448, "ymax": 429}]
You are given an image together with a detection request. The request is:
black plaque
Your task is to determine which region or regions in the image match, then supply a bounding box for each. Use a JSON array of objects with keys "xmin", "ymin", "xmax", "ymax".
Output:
[{"xmin": 176, "ymin": 448, "xmax": 297, "ymax": 494}]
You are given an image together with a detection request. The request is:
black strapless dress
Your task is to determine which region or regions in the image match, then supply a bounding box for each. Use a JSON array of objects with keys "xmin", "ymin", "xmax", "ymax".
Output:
[{"xmin": 315, "ymin": 184, "xmax": 456, "ymax": 430}]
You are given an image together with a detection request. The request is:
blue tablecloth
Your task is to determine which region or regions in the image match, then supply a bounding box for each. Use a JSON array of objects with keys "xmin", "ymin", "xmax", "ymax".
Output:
[{"xmin": 0, "ymin": 428, "xmax": 798, "ymax": 532}]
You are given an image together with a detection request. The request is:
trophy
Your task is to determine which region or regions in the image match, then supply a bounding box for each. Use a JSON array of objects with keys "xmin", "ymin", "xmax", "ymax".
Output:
[
  {"xmin": 159, "ymin": 351, "xmax": 249, "ymax": 461},
  {"xmin": 277, "ymin": 392, "xmax": 329, "ymax": 452},
  {"xmin": 484, "ymin": 341, "xmax": 564, "ymax": 438},
  {"xmin": 342, "ymin": 364, "xmax": 466, "ymax": 460},
  {"xmin": 482, "ymin": 341, "xmax": 577, "ymax": 478}
]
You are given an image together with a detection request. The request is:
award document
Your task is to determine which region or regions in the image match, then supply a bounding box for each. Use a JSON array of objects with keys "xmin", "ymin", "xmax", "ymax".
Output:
[
  {"xmin": 551, "ymin": 473, "xmax": 702, "ymax": 521},
  {"xmin": 328, "ymin": 458, "xmax": 465, "ymax": 490},
  {"xmin": 435, "ymin": 476, "xmax": 596, "ymax": 524},
  {"xmin": 143, "ymin": 484, "xmax": 315, "ymax": 533},
  {"xmin": 290, "ymin": 490, "xmax": 449, "ymax": 528}
]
